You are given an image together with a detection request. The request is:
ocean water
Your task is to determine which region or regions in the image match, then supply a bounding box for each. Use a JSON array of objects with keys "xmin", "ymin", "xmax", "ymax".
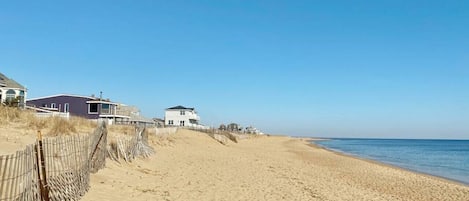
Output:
[{"xmin": 314, "ymin": 139, "xmax": 469, "ymax": 185}]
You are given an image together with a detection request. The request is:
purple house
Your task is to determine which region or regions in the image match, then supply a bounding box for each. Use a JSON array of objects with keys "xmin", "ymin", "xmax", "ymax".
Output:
[{"xmin": 26, "ymin": 94, "xmax": 130, "ymax": 123}]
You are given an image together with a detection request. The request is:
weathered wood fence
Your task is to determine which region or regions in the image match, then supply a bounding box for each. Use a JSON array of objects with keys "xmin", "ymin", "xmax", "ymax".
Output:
[
  {"xmin": 0, "ymin": 122, "xmax": 108, "ymax": 201},
  {"xmin": 188, "ymin": 127, "xmax": 238, "ymax": 144},
  {"xmin": 0, "ymin": 145, "xmax": 40, "ymax": 201},
  {"xmin": 107, "ymin": 126, "xmax": 154, "ymax": 163}
]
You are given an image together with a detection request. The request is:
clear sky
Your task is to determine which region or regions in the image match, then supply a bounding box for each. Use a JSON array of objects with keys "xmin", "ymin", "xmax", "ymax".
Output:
[{"xmin": 1, "ymin": 1, "xmax": 468, "ymax": 139}]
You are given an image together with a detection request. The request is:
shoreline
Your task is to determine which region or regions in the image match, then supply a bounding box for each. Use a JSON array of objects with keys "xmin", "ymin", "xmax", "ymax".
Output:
[
  {"xmin": 307, "ymin": 138, "xmax": 469, "ymax": 187},
  {"xmin": 82, "ymin": 130, "xmax": 469, "ymax": 200}
]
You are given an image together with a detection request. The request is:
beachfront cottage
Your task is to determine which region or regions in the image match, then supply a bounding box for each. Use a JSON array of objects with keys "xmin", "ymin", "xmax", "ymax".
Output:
[
  {"xmin": 0, "ymin": 72, "xmax": 27, "ymax": 108},
  {"xmin": 26, "ymin": 94, "xmax": 154, "ymax": 125},
  {"xmin": 164, "ymin": 105, "xmax": 204, "ymax": 128}
]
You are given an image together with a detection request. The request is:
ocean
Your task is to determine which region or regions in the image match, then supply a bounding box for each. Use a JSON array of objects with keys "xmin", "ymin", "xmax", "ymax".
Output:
[{"xmin": 314, "ymin": 138, "xmax": 469, "ymax": 185}]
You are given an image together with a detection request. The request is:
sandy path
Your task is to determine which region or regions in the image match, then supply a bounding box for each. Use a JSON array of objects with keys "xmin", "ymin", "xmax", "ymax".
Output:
[{"xmin": 81, "ymin": 129, "xmax": 469, "ymax": 201}]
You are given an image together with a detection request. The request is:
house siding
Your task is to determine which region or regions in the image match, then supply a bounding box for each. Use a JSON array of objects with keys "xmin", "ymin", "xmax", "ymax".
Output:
[
  {"xmin": 164, "ymin": 107, "xmax": 201, "ymax": 127},
  {"xmin": 27, "ymin": 95, "xmax": 99, "ymax": 119},
  {"xmin": 0, "ymin": 73, "xmax": 27, "ymax": 108}
]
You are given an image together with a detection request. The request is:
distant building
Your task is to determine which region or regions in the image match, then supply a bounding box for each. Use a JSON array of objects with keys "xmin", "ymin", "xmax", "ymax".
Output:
[
  {"xmin": 117, "ymin": 104, "xmax": 155, "ymax": 126},
  {"xmin": 26, "ymin": 94, "xmax": 153, "ymax": 125},
  {"xmin": 218, "ymin": 124, "xmax": 226, "ymax": 131},
  {"xmin": 164, "ymin": 105, "xmax": 202, "ymax": 127},
  {"xmin": 244, "ymin": 126, "xmax": 263, "ymax": 135},
  {"xmin": 227, "ymin": 123, "xmax": 241, "ymax": 132},
  {"xmin": 0, "ymin": 72, "xmax": 27, "ymax": 108}
]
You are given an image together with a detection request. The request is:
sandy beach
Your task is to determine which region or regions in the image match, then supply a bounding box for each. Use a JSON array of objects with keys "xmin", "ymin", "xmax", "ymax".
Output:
[{"xmin": 81, "ymin": 129, "xmax": 469, "ymax": 201}]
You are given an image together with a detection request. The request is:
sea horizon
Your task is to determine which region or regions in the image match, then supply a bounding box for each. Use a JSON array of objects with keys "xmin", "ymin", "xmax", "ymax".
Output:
[
  {"xmin": 301, "ymin": 136, "xmax": 469, "ymax": 141},
  {"xmin": 312, "ymin": 138, "xmax": 469, "ymax": 185}
]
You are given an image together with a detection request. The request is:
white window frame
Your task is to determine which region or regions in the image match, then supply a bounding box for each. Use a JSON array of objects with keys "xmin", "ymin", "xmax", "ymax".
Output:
[
  {"xmin": 51, "ymin": 103, "xmax": 56, "ymax": 108},
  {"xmin": 64, "ymin": 103, "xmax": 70, "ymax": 113},
  {"xmin": 101, "ymin": 103, "xmax": 110, "ymax": 114},
  {"xmin": 180, "ymin": 120, "xmax": 185, "ymax": 126},
  {"xmin": 168, "ymin": 120, "xmax": 174, "ymax": 125},
  {"xmin": 5, "ymin": 89, "xmax": 16, "ymax": 102},
  {"xmin": 88, "ymin": 103, "xmax": 99, "ymax": 114},
  {"xmin": 180, "ymin": 110, "xmax": 185, "ymax": 115}
]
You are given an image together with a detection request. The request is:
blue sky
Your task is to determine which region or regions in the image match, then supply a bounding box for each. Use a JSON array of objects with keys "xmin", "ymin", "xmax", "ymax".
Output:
[{"xmin": 1, "ymin": 1, "xmax": 468, "ymax": 139}]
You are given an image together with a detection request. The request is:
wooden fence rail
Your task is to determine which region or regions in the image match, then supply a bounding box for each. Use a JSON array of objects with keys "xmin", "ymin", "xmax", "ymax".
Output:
[{"xmin": 0, "ymin": 122, "xmax": 108, "ymax": 201}]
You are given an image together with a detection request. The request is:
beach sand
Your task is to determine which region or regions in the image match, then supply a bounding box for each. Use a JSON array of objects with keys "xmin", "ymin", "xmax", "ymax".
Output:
[{"xmin": 81, "ymin": 129, "xmax": 469, "ymax": 201}]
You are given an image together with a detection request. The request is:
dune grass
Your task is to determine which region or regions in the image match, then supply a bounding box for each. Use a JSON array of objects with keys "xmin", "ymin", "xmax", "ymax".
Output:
[
  {"xmin": 0, "ymin": 105, "xmax": 24, "ymax": 124},
  {"xmin": 0, "ymin": 105, "xmax": 100, "ymax": 136}
]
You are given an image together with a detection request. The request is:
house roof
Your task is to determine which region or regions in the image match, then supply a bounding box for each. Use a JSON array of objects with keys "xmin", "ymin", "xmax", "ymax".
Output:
[
  {"xmin": 86, "ymin": 100, "xmax": 119, "ymax": 105},
  {"xmin": 27, "ymin": 94, "xmax": 109, "ymax": 102},
  {"xmin": 0, "ymin": 72, "xmax": 25, "ymax": 89},
  {"xmin": 166, "ymin": 105, "xmax": 194, "ymax": 110}
]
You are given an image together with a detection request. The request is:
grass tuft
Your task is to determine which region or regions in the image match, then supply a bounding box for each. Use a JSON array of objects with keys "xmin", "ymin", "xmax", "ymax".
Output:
[
  {"xmin": 47, "ymin": 117, "xmax": 78, "ymax": 136},
  {"xmin": 0, "ymin": 105, "xmax": 26, "ymax": 124}
]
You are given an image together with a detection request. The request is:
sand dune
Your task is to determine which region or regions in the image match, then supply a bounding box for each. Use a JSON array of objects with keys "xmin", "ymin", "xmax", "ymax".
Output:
[{"xmin": 82, "ymin": 129, "xmax": 469, "ymax": 201}]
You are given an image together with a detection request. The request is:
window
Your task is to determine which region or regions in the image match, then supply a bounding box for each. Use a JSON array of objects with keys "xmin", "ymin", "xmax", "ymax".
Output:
[
  {"xmin": 89, "ymin": 103, "xmax": 98, "ymax": 114},
  {"xmin": 101, "ymin": 104, "xmax": 110, "ymax": 114},
  {"xmin": 180, "ymin": 121, "xmax": 185, "ymax": 126},
  {"xmin": 5, "ymin": 89, "xmax": 16, "ymax": 102},
  {"xmin": 42, "ymin": 104, "xmax": 48, "ymax": 108},
  {"xmin": 180, "ymin": 111, "xmax": 185, "ymax": 115},
  {"xmin": 51, "ymin": 103, "xmax": 56, "ymax": 108},
  {"xmin": 64, "ymin": 103, "xmax": 69, "ymax": 113},
  {"xmin": 168, "ymin": 120, "xmax": 174, "ymax": 125}
]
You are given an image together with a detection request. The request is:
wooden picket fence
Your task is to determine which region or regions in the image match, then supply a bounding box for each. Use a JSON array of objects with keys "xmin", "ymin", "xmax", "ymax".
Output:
[{"xmin": 0, "ymin": 122, "xmax": 108, "ymax": 201}]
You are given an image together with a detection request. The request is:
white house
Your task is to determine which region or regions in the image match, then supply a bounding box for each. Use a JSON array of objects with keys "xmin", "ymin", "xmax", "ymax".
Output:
[
  {"xmin": 164, "ymin": 105, "xmax": 202, "ymax": 127},
  {"xmin": 0, "ymin": 72, "xmax": 27, "ymax": 108}
]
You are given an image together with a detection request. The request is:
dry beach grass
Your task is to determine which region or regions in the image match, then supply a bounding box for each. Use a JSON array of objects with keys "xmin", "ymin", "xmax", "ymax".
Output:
[{"xmin": 0, "ymin": 106, "xmax": 134, "ymax": 155}]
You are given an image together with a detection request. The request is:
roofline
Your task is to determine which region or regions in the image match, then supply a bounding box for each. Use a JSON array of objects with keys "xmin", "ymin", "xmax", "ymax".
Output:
[
  {"xmin": 0, "ymin": 86, "xmax": 27, "ymax": 91},
  {"xmin": 0, "ymin": 73, "xmax": 26, "ymax": 89},
  {"xmin": 26, "ymin": 94, "xmax": 99, "ymax": 101},
  {"xmin": 165, "ymin": 105, "xmax": 195, "ymax": 110},
  {"xmin": 86, "ymin": 100, "xmax": 119, "ymax": 105}
]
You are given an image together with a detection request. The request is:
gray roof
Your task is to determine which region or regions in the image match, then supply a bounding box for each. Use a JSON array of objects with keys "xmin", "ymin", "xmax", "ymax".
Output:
[
  {"xmin": 27, "ymin": 94, "xmax": 100, "ymax": 101},
  {"xmin": 0, "ymin": 72, "xmax": 25, "ymax": 89},
  {"xmin": 166, "ymin": 105, "xmax": 194, "ymax": 110}
]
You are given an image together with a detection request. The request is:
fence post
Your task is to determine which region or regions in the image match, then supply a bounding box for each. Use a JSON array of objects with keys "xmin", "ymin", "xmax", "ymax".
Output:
[
  {"xmin": 90, "ymin": 122, "xmax": 106, "ymax": 161},
  {"xmin": 35, "ymin": 131, "xmax": 50, "ymax": 201},
  {"xmin": 90, "ymin": 122, "xmax": 108, "ymax": 172}
]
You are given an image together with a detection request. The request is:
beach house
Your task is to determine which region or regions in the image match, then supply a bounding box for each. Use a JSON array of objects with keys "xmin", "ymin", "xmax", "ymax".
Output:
[
  {"xmin": 26, "ymin": 94, "xmax": 153, "ymax": 125},
  {"xmin": 0, "ymin": 72, "xmax": 27, "ymax": 108},
  {"xmin": 27, "ymin": 94, "xmax": 127, "ymax": 123},
  {"xmin": 164, "ymin": 105, "xmax": 203, "ymax": 128}
]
